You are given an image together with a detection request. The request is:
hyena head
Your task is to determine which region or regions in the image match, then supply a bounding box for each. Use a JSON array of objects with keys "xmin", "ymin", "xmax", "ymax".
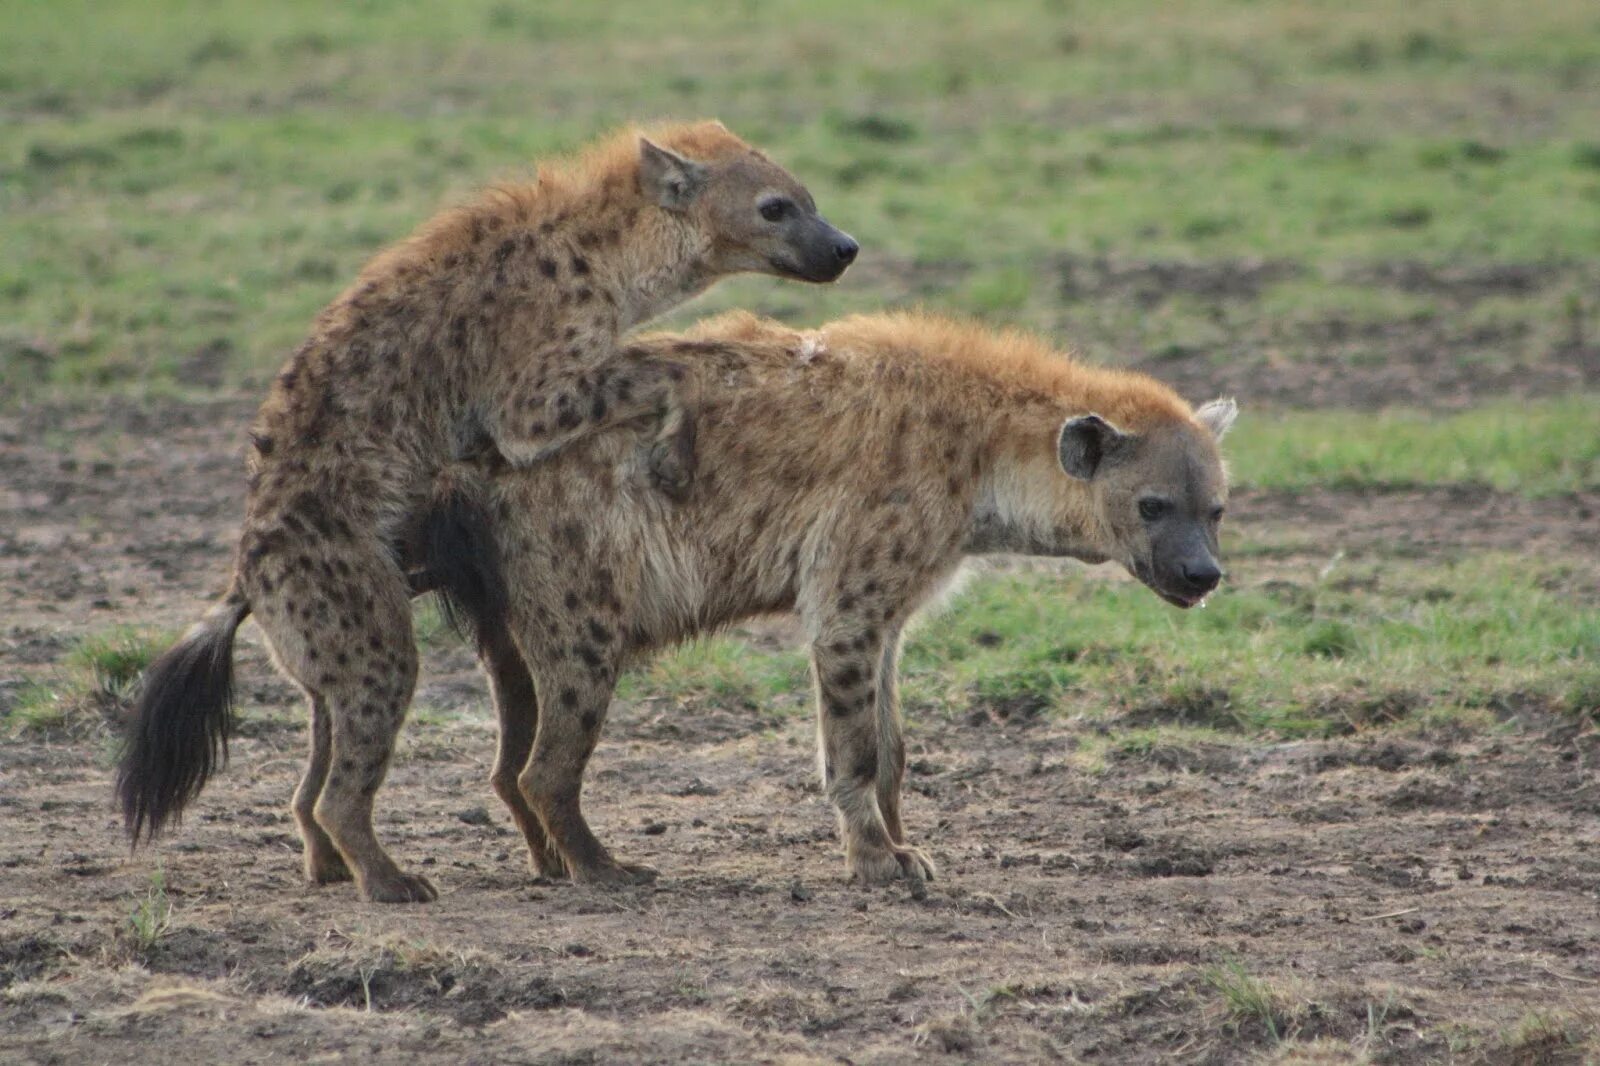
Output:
[
  {"xmin": 637, "ymin": 130, "xmax": 858, "ymax": 284},
  {"xmin": 1058, "ymin": 399, "xmax": 1237, "ymax": 609}
]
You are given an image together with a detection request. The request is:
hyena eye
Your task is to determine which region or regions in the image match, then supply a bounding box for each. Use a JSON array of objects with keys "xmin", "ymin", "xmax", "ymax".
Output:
[
  {"xmin": 758, "ymin": 197, "xmax": 793, "ymax": 223},
  {"xmin": 1137, "ymin": 498, "xmax": 1169, "ymax": 522},
  {"xmin": 1210, "ymin": 505, "xmax": 1225, "ymax": 524}
]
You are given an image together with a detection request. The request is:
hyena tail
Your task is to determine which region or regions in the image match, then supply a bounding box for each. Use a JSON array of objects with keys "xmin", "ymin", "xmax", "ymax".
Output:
[
  {"xmin": 418, "ymin": 466, "xmax": 510, "ymax": 654},
  {"xmin": 117, "ymin": 588, "xmax": 250, "ymax": 845}
]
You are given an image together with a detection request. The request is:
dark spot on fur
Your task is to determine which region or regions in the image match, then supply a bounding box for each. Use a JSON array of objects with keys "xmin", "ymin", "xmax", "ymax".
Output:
[
  {"xmin": 564, "ymin": 590, "xmax": 581, "ymax": 610},
  {"xmin": 570, "ymin": 255, "xmax": 590, "ymax": 275},
  {"xmin": 830, "ymin": 665, "xmax": 864, "ymax": 690},
  {"xmin": 538, "ymin": 257, "xmax": 558, "ymax": 279},
  {"xmin": 581, "ymin": 709, "xmax": 600, "ymax": 733},
  {"xmin": 586, "ymin": 619, "xmax": 612, "ymax": 644}
]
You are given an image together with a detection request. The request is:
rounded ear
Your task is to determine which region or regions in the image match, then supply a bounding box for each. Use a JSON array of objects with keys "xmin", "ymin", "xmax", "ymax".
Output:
[
  {"xmin": 1195, "ymin": 398, "xmax": 1238, "ymax": 440},
  {"xmin": 639, "ymin": 138, "xmax": 709, "ymax": 210},
  {"xmin": 1057, "ymin": 414, "xmax": 1128, "ymax": 480}
]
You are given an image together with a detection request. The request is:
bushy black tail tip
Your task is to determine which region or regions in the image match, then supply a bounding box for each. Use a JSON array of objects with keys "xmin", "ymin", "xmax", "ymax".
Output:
[{"xmin": 115, "ymin": 599, "xmax": 246, "ymax": 847}]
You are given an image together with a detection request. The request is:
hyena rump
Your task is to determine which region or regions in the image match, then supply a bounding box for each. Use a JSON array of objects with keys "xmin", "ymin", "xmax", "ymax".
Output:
[
  {"xmin": 450, "ymin": 311, "xmax": 1237, "ymax": 897},
  {"xmin": 116, "ymin": 122, "xmax": 857, "ymax": 902}
]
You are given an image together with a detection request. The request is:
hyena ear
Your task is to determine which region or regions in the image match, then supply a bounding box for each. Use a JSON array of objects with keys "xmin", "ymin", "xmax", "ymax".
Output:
[
  {"xmin": 1057, "ymin": 414, "xmax": 1129, "ymax": 481},
  {"xmin": 1195, "ymin": 397, "xmax": 1238, "ymax": 440},
  {"xmin": 639, "ymin": 138, "xmax": 709, "ymax": 211}
]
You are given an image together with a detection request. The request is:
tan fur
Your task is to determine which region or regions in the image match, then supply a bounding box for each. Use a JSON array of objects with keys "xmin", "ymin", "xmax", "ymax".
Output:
[
  {"xmin": 222, "ymin": 123, "xmax": 850, "ymax": 902},
  {"xmin": 469, "ymin": 310, "xmax": 1234, "ymax": 894}
]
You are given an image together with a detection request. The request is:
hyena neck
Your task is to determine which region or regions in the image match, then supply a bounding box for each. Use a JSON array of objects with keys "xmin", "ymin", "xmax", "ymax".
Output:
[
  {"xmin": 608, "ymin": 216, "xmax": 715, "ymax": 329},
  {"xmin": 963, "ymin": 423, "xmax": 1108, "ymax": 562}
]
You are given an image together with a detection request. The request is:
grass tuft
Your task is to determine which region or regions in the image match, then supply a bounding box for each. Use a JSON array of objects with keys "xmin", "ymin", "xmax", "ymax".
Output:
[
  {"xmin": 1204, "ymin": 959, "xmax": 1291, "ymax": 1043},
  {"xmin": 126, "ymin": 866, "xmax": 174, "ymax": 954}
]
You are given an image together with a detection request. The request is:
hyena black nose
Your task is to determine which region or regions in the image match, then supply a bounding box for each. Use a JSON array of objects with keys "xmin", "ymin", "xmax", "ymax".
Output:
[
  {"xmin": 834, "ymin": 236, "xmax": 859, "ymax": 265},
  {"xmin": 1182, "ymin": 562, "xmax": 1222, "ymax": 594}
]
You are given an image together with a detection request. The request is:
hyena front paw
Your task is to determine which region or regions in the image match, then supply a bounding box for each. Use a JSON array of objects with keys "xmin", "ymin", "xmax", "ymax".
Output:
[
  {"xmin": 645, "ymin": 416, "xmax": 697, "ymax": 502},
  {"xmin": 849, "ymin": 843, "xmax": 937, "ymax": 899}
]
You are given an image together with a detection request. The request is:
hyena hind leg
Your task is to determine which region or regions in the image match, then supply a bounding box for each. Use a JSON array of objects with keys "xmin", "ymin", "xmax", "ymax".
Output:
[
  {"xmin": 248, "ymin": 541, "xmax": 435, "ymax": 903},
  {"xmin": 481, "ymin": 628, "xmax": 568, "ymax": 879},
  {"xmin": 291, "ymin": 694, "xmax": 350, "ymax": 884},
  {"xmin": 516, "ymin": 664, "xmax": 655, "ymax": 886}
]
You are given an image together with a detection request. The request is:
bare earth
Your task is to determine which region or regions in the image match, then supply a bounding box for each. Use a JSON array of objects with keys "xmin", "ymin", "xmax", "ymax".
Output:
[{"xmin": 1, "ymin": 397, "xmax": 1597, "ymax": 1064}]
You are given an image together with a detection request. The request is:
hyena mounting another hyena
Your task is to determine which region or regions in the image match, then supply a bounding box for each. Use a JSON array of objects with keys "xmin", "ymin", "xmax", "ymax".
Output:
[
  {"xmin": 117, "ymin": 122, "xmax": 858, "ymax": 902},
  {"xmin": 443, "ymin": 311, "xmax": 1237, "ymax": 898}
]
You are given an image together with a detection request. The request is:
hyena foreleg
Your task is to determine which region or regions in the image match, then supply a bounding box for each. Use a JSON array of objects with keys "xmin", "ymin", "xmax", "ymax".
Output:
[
  {"xmin": 811, "ymin": 621, "xmax": 935, "ymax": 897},
  {"xmin": 491, "ymin": 356, "xmax": 696, "ymax": 497}
]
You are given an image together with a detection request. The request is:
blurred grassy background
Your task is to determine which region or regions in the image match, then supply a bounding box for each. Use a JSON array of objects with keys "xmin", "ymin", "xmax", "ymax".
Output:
[{"xmin": 4, "ymin": 0, "xmax": 1599, "ymax": 404}]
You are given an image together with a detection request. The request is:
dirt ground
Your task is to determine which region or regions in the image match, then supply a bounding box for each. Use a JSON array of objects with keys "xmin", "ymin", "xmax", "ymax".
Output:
[{"xmin": 2, "ymin": 389, "xmax": 1598, "ymax": 1064}]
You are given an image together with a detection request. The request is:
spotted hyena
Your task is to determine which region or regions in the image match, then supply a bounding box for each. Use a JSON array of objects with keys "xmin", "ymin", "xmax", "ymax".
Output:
[
  {"xmin": 442, "ymin": 310, "xmax": 1237, "ymax": 898},
  {"xmin": 116, "ymin": 123, "xmax": 858, "ymax": 902}
]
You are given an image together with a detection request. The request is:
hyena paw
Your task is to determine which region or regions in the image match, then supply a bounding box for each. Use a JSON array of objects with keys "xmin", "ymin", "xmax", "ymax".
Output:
[
  {"xmin": 530, "ymin": 848, "xmax": 571, "ymax": 881},
  {"xmin": 305, "ymin": 852, "xmax": 353, "ymax": 885},
  {"xmin": 850, "ymin": 844, "xmax": 937, "ymax": 899},
  {"xmin": 572, "ymin": 859, "xmax": 659, "ymax": 888},
  {"xmin": 646, "ymin": 444, "xmax": 693, "ymax": 501},
  {"xmin": 645, "ymin": 417, "xmax": 697, "ymax": 502},
  {"xmin": 360, "ymin": 871, "xmax": 439, "ymax": 904}
]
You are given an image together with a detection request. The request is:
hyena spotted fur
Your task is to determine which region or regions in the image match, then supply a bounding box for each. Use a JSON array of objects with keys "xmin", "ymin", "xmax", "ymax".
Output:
[
  {"xmin": 446, "ymin": 311, "xmax": 1238, "ymax": 898},
  {"xmin": 117, "ymin": 122, "xmax": 858, "ymax": 903}
]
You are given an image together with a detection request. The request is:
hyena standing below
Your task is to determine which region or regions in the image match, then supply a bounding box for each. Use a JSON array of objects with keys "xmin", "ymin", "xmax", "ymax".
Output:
[
  {"xmin": 446, "ymin": 311, "xmax": 1237, "ymax": 898},
  {"xmin": 116, "ymin": 122, "xmax": 858, "ymax": 902}
]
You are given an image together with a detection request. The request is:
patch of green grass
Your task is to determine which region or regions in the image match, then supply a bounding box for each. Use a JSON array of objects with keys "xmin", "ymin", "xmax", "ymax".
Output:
[
  {"xmin": 1229, "ymin": 396, "xmax": 1600, "ymax": 496},
  {"xmin": 618, "ymin": 636, "xmax": 809, "ymax": 717},
  {"xmin": 411, "ymin": 597, "xmax": 458, "ymax": 649},
  {"xmin": 908, "ymin": 554, "xmax": 1598, "ymax": 736},
  {"xmin": 6, "ymin": 627, "xmax": 172, "ymax": 738},
  {"xmin": 6, "ymin": 683, "xmax": 73, "ymax": 735},
  {"xmin": 610, "ymin": 552, "xmax": 1596, "ymax": 739}
]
